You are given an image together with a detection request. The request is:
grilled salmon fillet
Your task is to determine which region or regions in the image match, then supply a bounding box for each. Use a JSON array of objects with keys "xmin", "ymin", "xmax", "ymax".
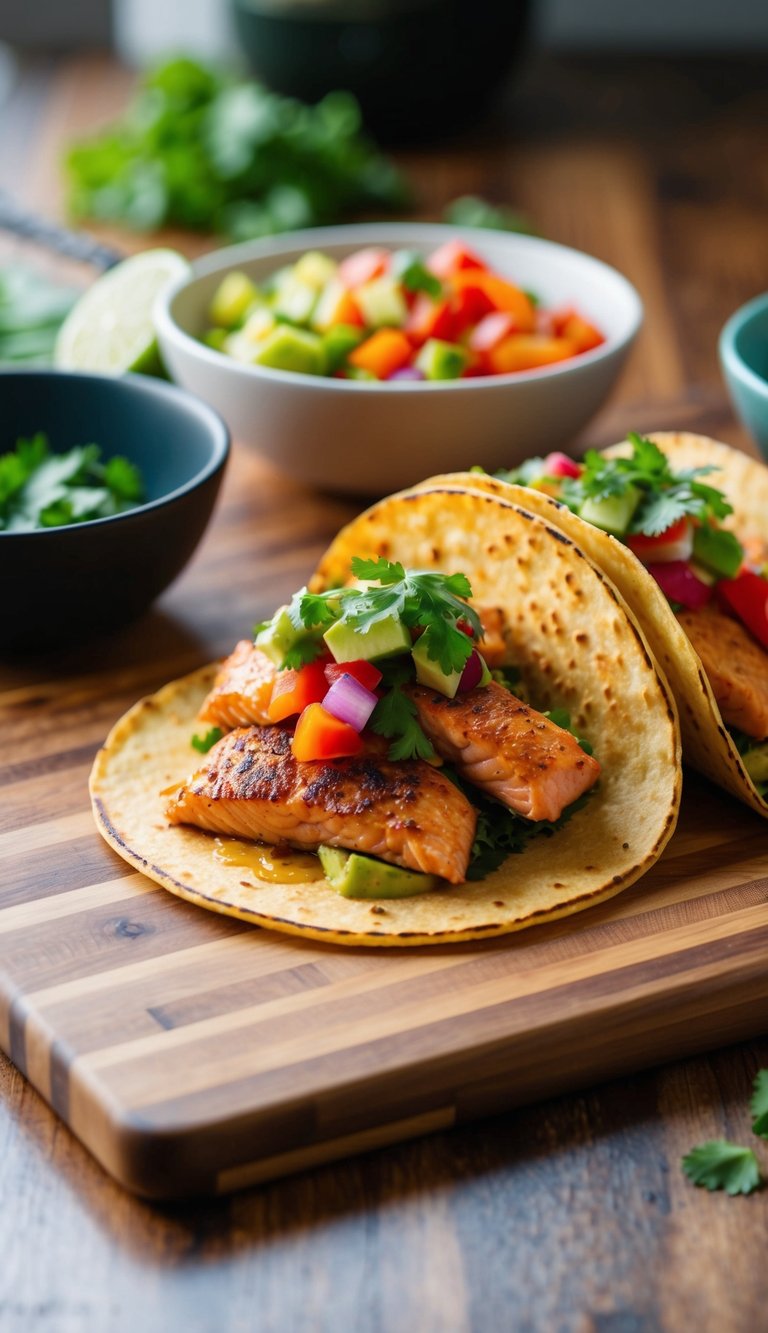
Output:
[
  {"xmin": 198, "ymin": 640, "xmax": 276, "ymax": 730},
  {"xmin": 166, "ymin": 726, "xmax": 476, "ymax": 884},
  {"xmin": 407, "ymin": 680, "xmax": 600, "ymax": 823},
  {"xmin": 677, "ymin": 605, "xmax": 768, "ymax": 739}
]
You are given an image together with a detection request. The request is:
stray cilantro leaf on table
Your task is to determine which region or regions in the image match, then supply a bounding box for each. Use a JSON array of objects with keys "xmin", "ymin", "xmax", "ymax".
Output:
[
  {"xmin": 750, "ymin": 1069, "xmax": 768, "ymax": 1138},
  {"xmin": 681, "ymin": 1141, "xmax": 761, "ymax": 1196},
  {"xmin": 191, "ymin": 727, "xmax": 223, "ymax": 754}
]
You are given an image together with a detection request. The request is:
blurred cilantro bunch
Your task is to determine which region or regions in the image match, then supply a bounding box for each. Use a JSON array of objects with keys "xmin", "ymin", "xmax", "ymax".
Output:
[{"xmin": 65, "ymin": 58, "xmax": 409, "ymax": 242}]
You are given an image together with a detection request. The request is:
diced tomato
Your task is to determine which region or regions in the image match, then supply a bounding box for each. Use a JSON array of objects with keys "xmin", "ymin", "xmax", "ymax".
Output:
[
  {"xmin": 291, "ymin": 703, "xmax": 364, "ymax": 761},
  {"xmin": 488, "ymin": 334, "xmax": 576, "ymax": 374},
  {"xmin": 718, "ymin": 571, "xmax": 768, "ymax": 650},
  {"xmin": 627, "ymin": 518, "xmax": 693, "ymax": 565},
  {"xmin": 324, "ymin": 660, "xmax": 383, "ymax": 691},
  {"xmin": 469, "ymin": 312, "xmax": 515, "ymax": 355},
  {"xmin": 426, "ymin": 240, "xmax": 486, "ymax": 280},
  {"xmin": 551, "ymin": 308, "xmax": 605, "ymax": 353},
  {"xmin": 544, "ymin": 451, "xmax": 582, "ymax": 479},
  {"xmin": 453, "ymin": 271, "xmax": 535, "ymax": 331},
  {"xmin": 267, "ymin": 660, "xmax": 328, "ymax": 723},
  {"xmin": 449, "ymin": 283, "xmax": 495, "ymax": 335},
  {"xmin": 405, "ymin": 293, "xmax": 455, "ymax": 346},
  {"xmin": 348, "ymin": 329, "xmax": 412, "ymax": 380},
  {"xmin": 338, "ymin": 248, "xmax": 389, "ymax": 289}
]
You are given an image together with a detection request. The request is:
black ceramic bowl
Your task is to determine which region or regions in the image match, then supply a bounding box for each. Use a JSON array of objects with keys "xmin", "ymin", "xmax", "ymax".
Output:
[{"xmin": 1, "ymin": 371, "xmax": 229, "ymax": 652}]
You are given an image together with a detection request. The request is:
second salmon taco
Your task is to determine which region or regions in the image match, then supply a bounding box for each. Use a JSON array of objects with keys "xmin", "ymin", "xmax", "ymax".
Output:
[{"xmin": 91, "ymin": 487, "xmax": 681, "ymax": 946}]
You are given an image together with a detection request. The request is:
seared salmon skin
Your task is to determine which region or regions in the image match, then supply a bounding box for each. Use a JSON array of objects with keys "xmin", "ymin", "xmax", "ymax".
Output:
[
  {"xmin": 408, "ymin": 681, "xmax": 600, "ymax": 823},
  {"xmin": 677, "ymin": 606, "xmax": 768, "ymax": 739},
  {"xmin": 198, "ymin": 640, "xmax": 276, "ymax": 730},
  {"xmin": 166, "ymin": 726, "xmax": 477, "ymax": 884}
]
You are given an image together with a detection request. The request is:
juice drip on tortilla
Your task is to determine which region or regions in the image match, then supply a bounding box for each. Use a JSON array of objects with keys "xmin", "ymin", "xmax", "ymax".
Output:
[{"xmin": 213, "ymin": 837, "xmax": 324, "ymax": 883}]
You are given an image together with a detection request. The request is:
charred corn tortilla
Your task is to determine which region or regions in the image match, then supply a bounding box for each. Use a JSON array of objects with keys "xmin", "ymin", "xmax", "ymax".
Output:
[
  {"xmin": 91, "ymin": 487, "xmax": 681, "ymax": 947},
  {"xmin": 413, "ymin": 432, "xmax": 768, "ymax": 817}
]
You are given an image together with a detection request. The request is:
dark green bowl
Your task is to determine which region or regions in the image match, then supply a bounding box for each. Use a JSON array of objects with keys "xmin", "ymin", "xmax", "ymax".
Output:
[{"xmin": 0, "ymin": 370, "xmax": 229, "ymax": 652}]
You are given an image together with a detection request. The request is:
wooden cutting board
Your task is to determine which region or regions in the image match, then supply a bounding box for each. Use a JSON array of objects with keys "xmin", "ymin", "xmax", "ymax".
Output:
[{"xmin": 2, "ymin": 406, "xmax": 767, "ymax": 1199}]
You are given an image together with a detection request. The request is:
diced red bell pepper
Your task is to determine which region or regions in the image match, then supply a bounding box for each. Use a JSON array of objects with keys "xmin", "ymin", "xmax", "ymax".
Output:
[
  {"xmin": 426, "ymin": 240, "xmax": 486, "ymax": 280},
  {"xmin": 338, "ymin": 248, "xmax": 390, "ymax": 289},
  {"xmin": 267, "ymin": 660, "xmax": 328, "ymax": 723},
  {"xmin": 405, "ymin": 293, "xmax": 455, "ymax": 346},
  {"xmin": 291, "ymin": 703, "xmax": 364, "ymax": 761},
  {"xmin": 453, "ymin": 271, "xmax": 535, "ymax": 331},
  {"xmin": 449, "ymin": 282, "xmax": 495, "ymax": 335},
  {"xmin": 627, "ymin": 518, "xmax": 693, "ymax": 564},
  {"xmin": 324, "ymin": 659, "xmax": 383, "ymax": 691},
  {"xmin": 718, "ymin": 570, "xmax": 768, "ymax": 650}
]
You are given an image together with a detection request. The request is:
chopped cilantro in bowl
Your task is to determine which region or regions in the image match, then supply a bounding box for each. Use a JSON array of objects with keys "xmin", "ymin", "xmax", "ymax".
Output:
[{"xmin": 0, "ymin": 432, "xmax": 145, "ymax": 533}]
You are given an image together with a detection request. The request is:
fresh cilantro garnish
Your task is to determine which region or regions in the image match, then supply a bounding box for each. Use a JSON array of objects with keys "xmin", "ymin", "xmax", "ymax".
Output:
[
  {"xmin": 0, "ymin": 433, "xmax": 145, "ymax": 532},
  {"xmin": 493, "ymin": 457, "xmax": 550, "ymax": 486},
  {"xmin": 491, "ymin": 664, "xmax": 522, "ymax": 692},
  {"xmin": 751, "ymin": 1069, "xmax": 768, "ymax": 1138},
  {"xmin": 370, "ymin": 685, "xmax": 436, "ymax": 762},
  {"xmin": 562, "ymin": 432, "xmax": 735, "ymax": 538},
  {"xmin": 543, "ymin": 708, "xmax": 593, "ymax": 755},
  {"xmin": 191, "ymin": 726, "xmax": 223, "ymax": 754},
  {"xmin": 390, "ymin": 250, "xmax": 443, "ymax": 300},
  {"xmin": 681, "ymin": 1142, "xmax": 761, "ymax": 1196},
  {"xmin": 282, "ymin": 639, "xmax": 325, "ymax": 670}
]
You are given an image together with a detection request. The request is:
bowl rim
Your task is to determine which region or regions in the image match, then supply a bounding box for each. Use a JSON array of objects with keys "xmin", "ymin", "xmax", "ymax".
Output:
[
  {"xmin": 719, "ymin": 290, "xmax": 768, "ymax": 402},
  {"xmin": 0, "ymin": 367, "xmax": 230, "ymax": 539},
  {"xmin": 156, "ymin": 222, "xmax": 644, "ymax": 394}
]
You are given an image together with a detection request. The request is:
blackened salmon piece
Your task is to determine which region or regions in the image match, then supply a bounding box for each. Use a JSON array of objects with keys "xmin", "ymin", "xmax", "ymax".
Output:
[
  {"xmin": 198, "ymin": 640, "xmax": 276, "ymax": 730},
  {"xmin": 407, "ymin": 680, "xmax": 600, "ymax": 823},
  {"xmin": 677, "ymin": 605, "xmax": 768, "ymax": 740},
  {"xmin": 166, "ymin": 726, "xmax": 477, "ymax": 884}
]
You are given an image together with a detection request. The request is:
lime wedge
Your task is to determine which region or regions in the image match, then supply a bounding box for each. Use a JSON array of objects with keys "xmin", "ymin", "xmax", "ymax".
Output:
[{"xmin": 54, "ymin": 249, "xmax": 190, "ymax": 376}]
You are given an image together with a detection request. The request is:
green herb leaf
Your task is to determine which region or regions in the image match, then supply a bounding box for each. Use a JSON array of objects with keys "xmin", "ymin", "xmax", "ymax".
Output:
[
  {"xmin": 0, "ymin": 434, "xmax": 145, "ymax": 532},
  {"xmin": 750, "ymin": 1069, "xmax": 768, "ymax": 1138},
  {"xmin": 370, "ymin": 685, "xmax": 435, "ymax": 762},
  {"xmin": 442, "ymin": 195, "xmax": 535, "ymax": 236},
  {"xmin": 681, "ymin": 1141, "xmax": 761, "ymax": 1195},
  {"xmin": 191, "ymin": 726, "xmax": 223, "ymax": 754},
  {"xmin": 350, "ymin": 555, "xmax": 405, "ymax": 585}
]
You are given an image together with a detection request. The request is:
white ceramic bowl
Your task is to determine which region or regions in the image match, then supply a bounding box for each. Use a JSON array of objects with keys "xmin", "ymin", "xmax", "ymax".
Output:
[{"xmin": 155, "ymin": 223, "xmax": 642, "ymax": 495}]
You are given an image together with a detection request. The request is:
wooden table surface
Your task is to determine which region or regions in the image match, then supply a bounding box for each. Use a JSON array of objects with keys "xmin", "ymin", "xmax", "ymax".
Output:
[{"xmin": 2, "ymin": 50, "xmax": 768, "ymax": 1333}]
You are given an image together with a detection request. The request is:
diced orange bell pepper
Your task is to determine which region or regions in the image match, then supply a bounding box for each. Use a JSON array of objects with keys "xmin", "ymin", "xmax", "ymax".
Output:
[
  {"xmin": 313, "ymin": 281, "xmax": 364, "ymax": 332},
  {"xmin": 555, "ymin": 311, "xmax": 605, "ymax": 354},
  {"xmin": 427, "ymin": 240, "xmax": 486, "ymax": 280},
  {"xmin": 405, "ymin": 293, "xmax": 455, "ymax": 347},
  {"xmin": 488, "ymin": 334, "xmax": 577, "ymax": 374},
  {"xmin": 267, "ymin": 660, "xmax": 329, "ymax": 723},
  {"xmin": 348, "ymin": 329, "xmax": 413, "ymax": 380},
  {"xmin": 291, "ymin": 702, "xmax": 365, "ymax": 761},
  {"xmin": 453, "ymin": 271, "xmax": 535, "ymax": 331},
  {"xmin": 338, "ymin": 248, "xmax": 390, "ymax": 289}
]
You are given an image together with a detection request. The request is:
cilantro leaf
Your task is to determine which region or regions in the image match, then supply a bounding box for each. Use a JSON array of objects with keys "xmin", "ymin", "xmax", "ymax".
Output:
[
  {"xmin": 191, "ymin": 727, "xmax": 223, "ymax": 754},
  {"xmin": 0, "ymin": 433, "xmax": 145, "ymax": 532},
  {"xmin": 282, "ymin": 639, "xmax": 324, "ymax": 670},
  {"xmin": 350, "ymin": 555, "xmax": 405, "ymax": 585},
  {"xmin": 370, "ymin": 686, "xmax": 435, "ymax": 762},
  {"xmin": 682, "ymin": 1141, "xmax": 761, "ymax": 1195},
  {"xmin": 750, "ymin": 1069, "xmax": 768, "ymax": 1138}
]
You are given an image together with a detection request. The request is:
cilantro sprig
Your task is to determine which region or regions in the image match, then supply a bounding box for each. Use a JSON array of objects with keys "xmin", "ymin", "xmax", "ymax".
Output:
[
  {"xmin": 682, "ymin": 1068, "xmax": 768, "ymax": 1197},
  {"xmin": 562, "ymin": 433, "xmax": 734, "ymax": 537},
  {"xmin": 0, "ymin": 433, "xmax": 145, "ymax": 532},
  {"xmin": 191, "ymin": 726, "xmax": 223, "ymax": 754}
]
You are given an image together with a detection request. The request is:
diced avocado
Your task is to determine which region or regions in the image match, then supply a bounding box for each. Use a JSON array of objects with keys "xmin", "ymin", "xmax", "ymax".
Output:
[
  {"xmin": 203, "ymin": 327, "xmax": 229, "ymax": 351},
  {"xmin": 256, "ymin": 606, "xmax": 305, "ymax": 666},
  {"xmin": 478, "ymin": 653, "xmax": 492, "ymax": 687},
  {"xmin": 344, "ymin": 366, "xmax": 377, "ymax": 381},
  {"xmin": 415, "ymin": 338, "xmax": 468, "ymax": 381},
  {"xmin": 210, "ymin": 272, "xmax": 260, "ymax": 329},
  {"xmin": 692, "ymin": 524, "xmax": 743, "ymax": 579},
  {"xmin": 253, "ymin": 326, "xmax": 327, "ymax": 376},
  {"xmin": 743, "ymin": 742, "xmax": 768, "ymax": 784},
  {"xmin": 272, "ymin": 278, "xmax": 317, "ymax": 326},
  {"xmin": 318, "ymin": 846, "xmax": 437, "ymax": 899},
  {"xmin": 323, "ymin": 323, "xmax": 365, "ymax": 372},
  {"xmin": 579, "ymin": 486, "xmax": 641, "ymax": 536},
  {"xmin": 324, "ymin": 612, "xmax": 410, "ymax": 663},
  {"xmin": 412, "ymin": 630, "xmax": 462, "ymax": 698},
  {"xmin": 355, "ymin": 276, "xmax": 408, "ymax": 329},
  {"xmin": 240, "ymin": 306, "xmax": 277, "ymax": 344},
  {"xmin": 293, "ymin": 251, "xmax": 338, "ymax": 290}
]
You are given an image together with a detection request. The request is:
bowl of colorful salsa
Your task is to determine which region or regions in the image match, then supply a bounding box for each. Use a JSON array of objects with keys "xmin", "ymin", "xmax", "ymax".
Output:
[{"xmin": 156, "ymin": 224, "xmax": 643, "ymax": 495}]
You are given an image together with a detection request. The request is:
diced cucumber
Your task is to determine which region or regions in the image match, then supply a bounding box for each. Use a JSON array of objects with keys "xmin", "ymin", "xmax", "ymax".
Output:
[
  {"xmin": 254, "ymin": 326, "xmax": 327, "ymax": 376},
  {"xmin": 579, "ymin": 486, "xmax": 641, "ymax": 536},
  {"xmin": 415, "ymin": 338, "xmax": 468, "ymax": 381},
  {"xmin": 344, "ymin": 366, "xmax": 377, "ymax": 381},
  {"xmin": 311, "ymin": 280, "xmax": 350, "ymax": 332},
  {"xmin": 318, "ymin": 846, "xmax": 437, "ymax": 899},
  {"xmin": 412, "ymin": 630, "xmax": 462, "ymax": 698},
  {"xmin": 355, "ymin": 276, "xmax": 408, "ymax": 329},
  {"xmin": 240, "ymin": 307, "xmax": 276, "ymax": 344},
  {"xmin": 203, "ymin": 327, "xmax": 228, "ymax": 351},
  {"xmin": 743, "ymin": 742, "xmax": 768, "ymax": 784},
  {"xmin": 293, "ymin": 251, "xmax": 338, "ymax": 290},
  {"xmin": 692, "ymin": 524, "xmax": 744, "ymax": 579},
  {"xmin": 323, "ymin": 323, "xmax": 365, "ymax": 372},
  {"xmin": 272, "ymin": 278, "xmax": 317, "ymax": 326},
  {"xmin": 324, "ymin": 612, "xmax": 410, "ymax": 663},
  {"xmin": 210, "ymin": 272, "xmax": 260, "ymax": 329}
]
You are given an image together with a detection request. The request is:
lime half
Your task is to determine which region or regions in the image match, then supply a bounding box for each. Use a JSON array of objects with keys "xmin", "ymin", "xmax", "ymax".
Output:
[{"xmin": 54, "ymin": 249, "xmax": 190, "ymax": 375}]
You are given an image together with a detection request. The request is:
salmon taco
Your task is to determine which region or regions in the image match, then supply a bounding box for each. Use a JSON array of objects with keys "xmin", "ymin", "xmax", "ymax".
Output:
[
  {"xmin": 417, "ymin": 430, "xmax": 768, "ymax": 816},
  {"xmin": 91, "ymin": 487, "xmax": 681, "ymax": 946}
]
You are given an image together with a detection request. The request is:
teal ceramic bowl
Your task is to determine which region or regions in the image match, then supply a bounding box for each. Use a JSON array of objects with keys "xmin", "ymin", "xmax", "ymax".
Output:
[
  {"xmin": 719, "ymin": 292, "xmax": 768, "ymax": 462},
  {"xmin": 0, "ymin": 370, "xmax": 229, "ymax": 652}
]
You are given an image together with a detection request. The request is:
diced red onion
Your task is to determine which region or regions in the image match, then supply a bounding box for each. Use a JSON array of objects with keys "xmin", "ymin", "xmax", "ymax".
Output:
[
  {"xmin": 544, "ymin": 451, "xmax": 582, "ymax": 479},
  {"xmin": 647, "ymin": 560, "xmax": 713, "ymax": 610},
  {"xmin": 457, "ymin": 649, "xmax": 483, "ymax": 693},
  {"xmin": 388, "ymin": 367, "xmax": 425, "ymax": 381},
  {"xmin": 323, "ymin": 673, "xmax": 378, "ymax": 731}
]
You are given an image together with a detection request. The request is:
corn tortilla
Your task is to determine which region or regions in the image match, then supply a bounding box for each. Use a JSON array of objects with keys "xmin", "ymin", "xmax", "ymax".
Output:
[{"xmin": 91, "ymin": 487, "xmax": 681, "ymax": 947}]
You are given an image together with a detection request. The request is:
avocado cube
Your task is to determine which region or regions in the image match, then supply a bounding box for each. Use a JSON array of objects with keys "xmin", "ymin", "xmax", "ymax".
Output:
[
  {"xmin": 254, "ymin": 327, "xmax": 327, "ymax": 376},
  {"xmin": 323, "ymin": 323, "xmax": 365, "ymax": 372},
  {"xmin": 210, "ymin": 272, "xmax": 260, "ymax": 329},
  {"xmin": 412, "ymin": 630, "xmax": 463, "ymax": 697},
  {"xmin": 324, "ymin": 612, "xmax": 410, "ymax": 663},
  {"xmin": 318, "ymin": 846, "xmax": 437, "ymax": 898},
  {"xmin": 744, "ymin": 742, "xmax": 768, "ymax": 784},
  {"xmin": 355, "ymin": 276, "xmax": 408, "ymax": 329},
  {"xmin": 293, "ymin": 251, "xmax": 338, "ymax": 290},
  {"xmin": 272, "ymin": 278, "xmax": 318, "ymax": 326},
  {"xmin": 256, "ymin": 606, "xmax": 305, "ymax": 666},
  {"xmin": 579, "ymin": 486, "xmax": 641, "ymax": 536},
  {"xmin": 415, "ymin": 338, "xmax": 468, "ymax": 381}
]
